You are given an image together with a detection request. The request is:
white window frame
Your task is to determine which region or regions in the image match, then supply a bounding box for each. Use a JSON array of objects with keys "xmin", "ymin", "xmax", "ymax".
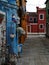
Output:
[
  {"xmin": 39, "ymin": 24, "xmax": 44, "ymax": 29},
  {"xmin": 39, "ymin": 14, "xmax": 44, "ymax": 20}
]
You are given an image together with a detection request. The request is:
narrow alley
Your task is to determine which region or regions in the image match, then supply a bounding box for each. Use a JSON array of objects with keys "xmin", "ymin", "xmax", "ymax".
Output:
[{"xmin": 17, "ymin": 37, "xmax": 49, "ymax": 65}]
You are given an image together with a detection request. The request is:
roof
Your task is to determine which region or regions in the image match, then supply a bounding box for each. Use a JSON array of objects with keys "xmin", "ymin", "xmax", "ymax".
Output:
[
  {"xmin": 38, "ymin": 8, "xmax": 46, "ymax": 11},
  {"xmin": 36, "ymin": 7, "xmax": 46, "ymax": 11},
  {"xmin": 45, "ymin": 0, "xmax": 49, "ymax": 4},
  {"xmin": 27, "ymin": 12, "xmax": 37, "ymax": 17}
]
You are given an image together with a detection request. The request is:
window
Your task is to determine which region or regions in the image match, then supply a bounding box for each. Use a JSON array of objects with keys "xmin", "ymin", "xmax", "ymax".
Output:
[
  {"xmin": 39, "ymin": 24, "xmax": 44, "ymax": 29},
  {"xmin": 48, "ymin": 9, "xmax": 49, "ymax": 14},
  {"xmin": 29, "ymin": 17, "xmax": 33, "ymax": 22},
  {"xmin": 39, "ymin": 14, "xmax": 44, "ymax": 20},
  {"xmin": 40, "ymin": 15, "xmax": 43, "ymax": 19},
  {"xmin": 34, "ymin": 18, "xmax": 37, "ymax": 23}
]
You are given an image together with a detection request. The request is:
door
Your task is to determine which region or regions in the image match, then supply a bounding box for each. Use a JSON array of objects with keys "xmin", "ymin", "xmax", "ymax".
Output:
[{"xmin": 27, "ymin": 25, "xmax": 30, "ymax": 33}]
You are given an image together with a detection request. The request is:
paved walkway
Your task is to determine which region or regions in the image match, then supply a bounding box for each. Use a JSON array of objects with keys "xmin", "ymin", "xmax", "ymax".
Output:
[{"xmin": 17, "ymin": 37, "xmax": 49, "ymax": 65}]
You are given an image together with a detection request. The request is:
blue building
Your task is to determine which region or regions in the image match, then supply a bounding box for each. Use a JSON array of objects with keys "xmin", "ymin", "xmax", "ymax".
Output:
[{"xmin": 0, "ymin": 0, "xmax": 20, "ymax": 55}]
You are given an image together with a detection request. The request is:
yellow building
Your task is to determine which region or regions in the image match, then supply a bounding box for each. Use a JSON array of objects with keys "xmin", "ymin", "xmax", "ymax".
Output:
[
  {"xmin": 16, "ymin": 0, "xmax": 20, "ymax": 6},
  {"xmin": 16, "ymin": 0, "xmax": 27, "ymax": 6},
  {"xmin": 21, "ymin": 0, "xmax": 27, "ymax": 43},
  {"xmin": 16, "ymin": 0, "xmax": 27, "ymax": 44},
  {"xmin": 21, "ymin": 14, "xmax": 27, "ymax": 44}
]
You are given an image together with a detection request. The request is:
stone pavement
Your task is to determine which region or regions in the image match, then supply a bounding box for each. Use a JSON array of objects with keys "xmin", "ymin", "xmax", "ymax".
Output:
[{"xmin": 16, "ymin": 37, "xmax": 49, "ymax": 65}]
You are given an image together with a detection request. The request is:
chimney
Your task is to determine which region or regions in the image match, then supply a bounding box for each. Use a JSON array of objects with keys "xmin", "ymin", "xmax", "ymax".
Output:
[
  {"xmin": 36, "ymin": 7, "xmax": 39, "ymax": 13},
  {"xmin": 36, "ymin": 7, "xmax": 39, "ymax": 10}
]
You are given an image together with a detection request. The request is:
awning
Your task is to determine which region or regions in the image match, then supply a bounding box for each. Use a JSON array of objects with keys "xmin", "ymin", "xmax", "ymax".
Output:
[{"xmin": 0, "ymin": 11, "xmax": 5, "ymax": 15}]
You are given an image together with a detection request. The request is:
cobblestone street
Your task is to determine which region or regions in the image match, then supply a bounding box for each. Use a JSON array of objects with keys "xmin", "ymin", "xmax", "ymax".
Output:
[{"xmin": 17, "ymin": 37, "xmax": 49, "ymax": 65}]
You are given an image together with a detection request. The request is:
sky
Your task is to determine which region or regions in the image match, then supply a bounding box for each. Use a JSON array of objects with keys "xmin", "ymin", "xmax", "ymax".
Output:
[{"xmin": 26, "ymin": 0, "xmax": 46, "ymax": 12}]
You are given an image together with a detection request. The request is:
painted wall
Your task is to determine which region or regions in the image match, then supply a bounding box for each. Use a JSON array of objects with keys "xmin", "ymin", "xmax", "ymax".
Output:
[
  {"xmin": 37, "ymin": 7, "xmax": 46, "ymax": 33},
  {"xmin": 46, "ymin": 0, "xmax": 49, "ymax": 23},
  {"xmin": 27, "ymin": 12, "xmax": 38, "ymax": 33},
  {"xmin": 0, "ymin": 0, "xmax": 19, "ymax": 55},
  {"xmin": 17, "ymin": 0, "xmax": 27, "ymax": 44},
  {"xmin": 27, "ymin": 7, "xmax": 46, "ymax": 34}
]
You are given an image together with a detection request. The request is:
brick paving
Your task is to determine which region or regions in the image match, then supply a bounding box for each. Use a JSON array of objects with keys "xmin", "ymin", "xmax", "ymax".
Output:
[
  {"xmin": 0, "ymin": 37, "xmax": 49, "ymax": 65},
  {"xmin": 17, "ymin": 37, "xmax": 49, "ymax": 65}
]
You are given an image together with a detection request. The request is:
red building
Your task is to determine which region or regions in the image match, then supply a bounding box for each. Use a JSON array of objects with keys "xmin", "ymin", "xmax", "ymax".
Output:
[
  {"xmin": 27, "ymin": 7, "xmax": 46, "ymax": 35},
  {"xmin": 37, "ymin": 7, "xmax": 46, "ymax": 34}
]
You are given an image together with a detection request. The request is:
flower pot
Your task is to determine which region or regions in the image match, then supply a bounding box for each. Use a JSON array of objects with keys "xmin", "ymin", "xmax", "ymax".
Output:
[{"xmin": 10, "ymin": 34, "xmax": 15, "ymax": 38}]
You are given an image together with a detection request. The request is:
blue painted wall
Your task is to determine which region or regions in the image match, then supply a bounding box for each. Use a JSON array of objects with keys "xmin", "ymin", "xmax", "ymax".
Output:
[{"xmin": 0, "ymin": 0, "xmax": 19, "ymax": 55}]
